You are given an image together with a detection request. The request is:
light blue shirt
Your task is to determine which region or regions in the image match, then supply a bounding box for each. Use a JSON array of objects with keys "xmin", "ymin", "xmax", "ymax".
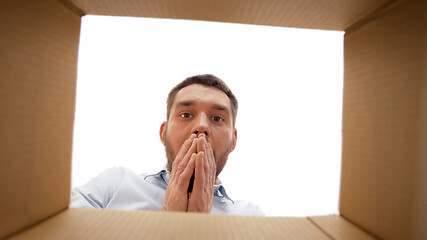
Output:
[{"xmin": 70, "ymin": 167, "xmax": 264, "ymax": 216}]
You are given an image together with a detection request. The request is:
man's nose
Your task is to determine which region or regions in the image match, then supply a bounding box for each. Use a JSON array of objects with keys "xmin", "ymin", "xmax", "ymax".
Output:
[
  {"xmin": 194, "ymin": 130, "xmax": 208, "ymax": 136},
  {"xmin": 192, "ymin": 113, "xmax": 210, "ymax": 136}
]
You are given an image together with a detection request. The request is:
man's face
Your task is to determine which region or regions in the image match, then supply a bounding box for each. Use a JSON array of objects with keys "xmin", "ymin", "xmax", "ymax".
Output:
[{"xmin": 160, "ymin": 84, "xmax": 237, "ymax": 177}]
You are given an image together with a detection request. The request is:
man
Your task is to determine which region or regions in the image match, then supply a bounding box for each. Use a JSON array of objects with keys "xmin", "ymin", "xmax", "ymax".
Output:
[{"xmin": 70, "ymin": 74, "xmax": 264, "ymax": 216}]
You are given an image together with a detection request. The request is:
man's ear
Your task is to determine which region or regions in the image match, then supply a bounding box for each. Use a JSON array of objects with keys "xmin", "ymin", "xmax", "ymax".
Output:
[
  {"xmin": 160, "ymin": 121, "xmax": 167, "ymax": 145},
  {"xmin": 231, "ymin": 128, "xmax": 237, "ymax": 152}
]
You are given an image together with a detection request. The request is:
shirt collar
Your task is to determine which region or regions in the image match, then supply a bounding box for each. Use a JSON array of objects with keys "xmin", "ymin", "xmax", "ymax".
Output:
[{"xmin": 146, "ymin": 169, "xmax": 234, "ymax": 203}]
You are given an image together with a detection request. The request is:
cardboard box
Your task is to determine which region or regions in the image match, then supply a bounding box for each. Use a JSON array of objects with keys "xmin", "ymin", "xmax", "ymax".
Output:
[{"xmin": 0, "ymin": 0, "xmax": 425, "ymax": 239}]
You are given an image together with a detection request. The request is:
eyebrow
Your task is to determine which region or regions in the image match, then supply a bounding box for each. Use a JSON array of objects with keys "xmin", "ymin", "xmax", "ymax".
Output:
[
  {"xmin": 176, "ymin": 100, "xmax": 194, "ymax": 108},
  {"xmin": 212, "ymin": 104, "xmax": 229, "ymax": 113},
  {"xmin": 175, "ymin": 101, "xmax": 230, "ymax": 113}
]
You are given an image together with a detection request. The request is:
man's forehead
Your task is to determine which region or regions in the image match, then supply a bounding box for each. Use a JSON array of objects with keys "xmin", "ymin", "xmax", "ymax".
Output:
[{"xmin": 173, "ymin": 84, "xmax": 231, "ymax": 109}]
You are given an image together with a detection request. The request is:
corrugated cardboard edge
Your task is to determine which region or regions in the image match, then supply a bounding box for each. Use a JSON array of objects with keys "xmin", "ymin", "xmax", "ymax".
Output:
[
  {"xmin": 7, "ymin": 209, "xmax": 333, "ymax": 240},
  {"xmin": 5, "ymin": 209, "xmax": 378, "ymax": 240},
  {"xmin": 3, "ymin": 209, "xmax": 69, "ymax": 240},
  {"xmin": 344, "ymin": 0, "xmax": 407, "ymax": 33},
  {"xmin": 413, "ymin": 0, "xmax": 427, "ymax": 237},
  {"xmin": 308, "ymin": 215, "xmax": 377, "ymax": 240},
  {"xmin": 58, "ymin": 0, "xmax": 86, "ymax": 16},
  {"xmin": 68, "ymin": 0, "xmax": 392, "ymax": 31}
]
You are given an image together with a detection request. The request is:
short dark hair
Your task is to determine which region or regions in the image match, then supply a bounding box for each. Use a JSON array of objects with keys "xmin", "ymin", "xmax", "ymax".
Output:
[{"xmin": 167, "ymin": 74, "xmax": 238, "ymax": 126}]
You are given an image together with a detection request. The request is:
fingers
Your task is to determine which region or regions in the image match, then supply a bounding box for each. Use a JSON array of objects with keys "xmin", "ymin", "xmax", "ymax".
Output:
[
  {"xmin": 162, "ymin": 134, "xmax": 197, "ymax": 213},
  {"xmin": 194, "ymin": 141, "xmax": 216, "ymax": 187},
  {"xmin": 197, "ymin": 133, "xmax": 206, "ymax": 153},
  {"xmin": 193, "ymin": 151, "xmax": 205, "ymax": 190},
  {"xmin": 175, "ymin": 138, "xmax": 197, "ymax": 176},
  {"xmin": 187, "ymin": 150, "xmax": 215, "ymax": 213},
  {"xmin": 206, "ymin": 142, "xmax": 214, "ymax": 164},
  {"xmin": 171, "ymin": 134, "xmax": 197, "ymax": 177},
  {"xmin": 206, "ymin": 142, "xmax": 216, "ymax": 182},
  {"xmin": 177, "ymin": 153, "xmax": 197, "ymax": 188},
  {"xmin": 165, "ymin": 133, "xmax": 218, "ymax": 213},
  {"xmin": 170, "ymin": 133, "xmax": 214, "ymax": 188},
  {"xmin": 194, "ymin": 135, "xmax": 216, "ymax": 184}
]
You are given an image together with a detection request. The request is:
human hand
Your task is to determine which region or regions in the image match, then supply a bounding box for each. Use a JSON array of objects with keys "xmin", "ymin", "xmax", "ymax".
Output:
[
  {"xmin": 187, "ymin": 133, "xmax": 216, "ymax": 213},
  {"xmin": 162, "ymin": 134, "xmax": 198, "ymax": 212}
]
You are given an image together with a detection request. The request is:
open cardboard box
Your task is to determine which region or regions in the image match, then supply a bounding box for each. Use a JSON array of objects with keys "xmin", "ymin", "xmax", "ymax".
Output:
[{"xmin": 1, "ymin": 0, "xmax": 426, "ymax": 239}]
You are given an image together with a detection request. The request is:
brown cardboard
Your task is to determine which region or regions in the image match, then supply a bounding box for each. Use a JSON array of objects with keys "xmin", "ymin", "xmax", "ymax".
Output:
[
  {"xmin": 413, "ymin": 1, "xmax": 427, "ymax": 237},
  {"xmin": 68, "ymin": 0, "xmax": 391, "ymax": 31},
  {"xmin": 0, "ymin": 1, "xmax": 81, "ymax": 239},
  {"xmin": 0, "ymin": 0, "xmax": 426, "ymax": 239},
  {"xmin": 414, "ymin": 5, "xmax": 427, "ymax": 236},
  {"xmin": 309, "ymin": 215, "xmax": 376, "ymax": 240},
  {"xmin": 8, "ymin": 209, "xmax": 331, "ymax": 239},
  {"xmin": 340, "ymin": 0, "xmax": 426, "ymax": 239}
]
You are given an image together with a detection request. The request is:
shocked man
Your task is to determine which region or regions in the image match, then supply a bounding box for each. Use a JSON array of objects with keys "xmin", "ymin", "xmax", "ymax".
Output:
[{"xmin": 70, "ymin": 74, "xmax": 263, "ymax": 216}]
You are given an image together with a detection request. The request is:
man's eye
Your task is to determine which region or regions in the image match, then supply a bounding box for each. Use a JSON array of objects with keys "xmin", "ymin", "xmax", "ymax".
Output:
[
  {"xmin": 180, "ymin": 113, "xmax": 192, "ymax": 118},
  {"xmin": 212, "ymin": 116, "xmax": 224, "ymax": 122}
]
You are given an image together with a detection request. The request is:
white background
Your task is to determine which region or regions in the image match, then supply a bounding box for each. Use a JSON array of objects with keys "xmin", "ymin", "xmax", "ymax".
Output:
[{"xmin": 72, "ymin": 15, "xmax": 344, "ymax": 217}]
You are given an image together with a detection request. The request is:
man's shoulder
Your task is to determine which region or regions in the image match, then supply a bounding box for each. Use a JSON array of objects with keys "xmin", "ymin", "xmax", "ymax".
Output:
[
  {"xmin": 97, "ymin": 166, "xmax": 149, "ymax": 179},
  {"xmin": 70, "ymin": 167, "xmax": 156, "ymax": 209},
  {"xmin": 77, "ymin": 167, "xmax": 151, "ymax": 190}
]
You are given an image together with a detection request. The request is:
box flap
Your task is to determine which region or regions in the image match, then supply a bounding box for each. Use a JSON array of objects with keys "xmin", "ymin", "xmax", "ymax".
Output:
[
  {"xmin": 340, "ymin": 0, "xmax": 426, "ymax": 239},
  {"xmin": 68, "ymin": 0, "xmax": 391, "ymax": 31},
  {"xmin": 309, "ymin": 215, "xmax": 376, "ymax": 239},
  {"xmin": 0, "ymin": 1, "xmax": 81, "ymax": 239},
  {"xmin": 7, "ymin": 209, "xmax": 331, "ymax": 239}
]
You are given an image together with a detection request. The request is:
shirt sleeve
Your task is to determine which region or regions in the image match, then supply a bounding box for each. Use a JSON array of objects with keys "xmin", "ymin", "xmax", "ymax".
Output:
[{"xmin": 69, "ymin": 167, "xmax": 125, "ymax": 208}]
